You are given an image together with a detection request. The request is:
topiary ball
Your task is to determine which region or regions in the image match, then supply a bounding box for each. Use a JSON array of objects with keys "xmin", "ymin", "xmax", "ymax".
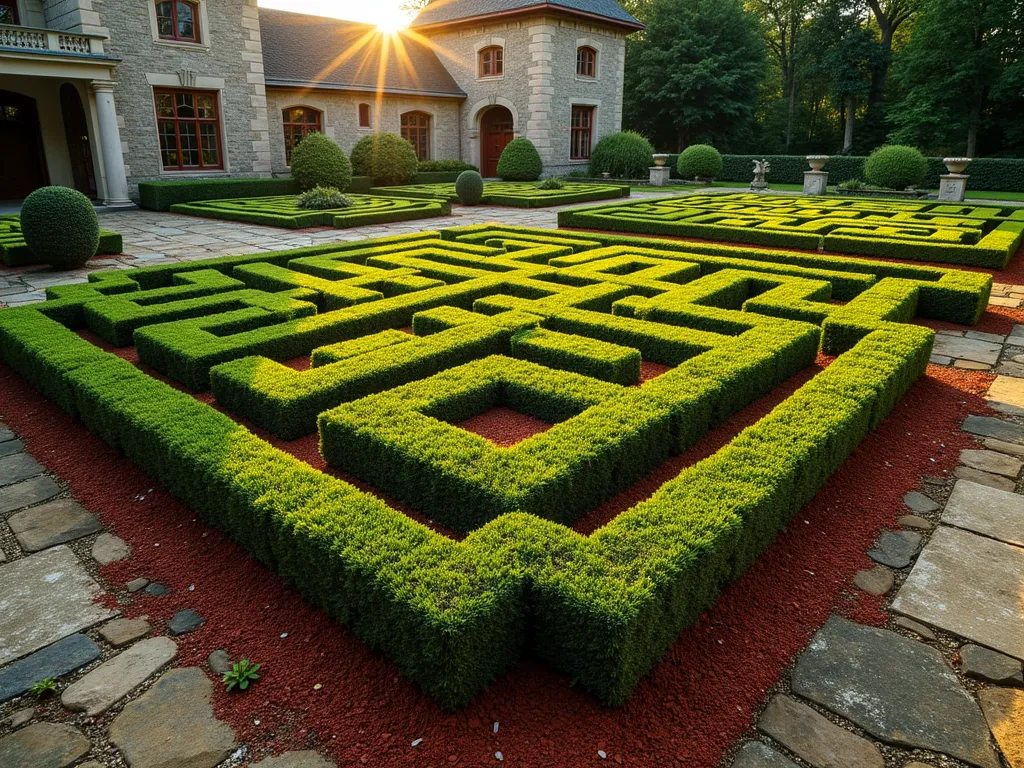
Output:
[
  {"xmin": 589, "ymin": 131, "xmax": 654, "ymax": 180},
  {"xmin": 455, "ymin": 170, "xmax": 484, "ymax": 205},
  {"xmin": 864, "ymin": 145, "xmax": 928, "ymax": 190},
  {"xmin": 20, "ymin": 186, "xmax": 99, "ymax": 270},
  {"xmin": 677, "ymin": 144, "xmax": 723, "ymax": 180},
  {"xmin": 290, "ymin": 132, "xmax": 353, "ymax": 192},
  {"xmin": 350, "ymin": 133, "xmax": 419, "ymax": 186},
  {"xmin": 496, "ymin": 138, "xmax": 543, "ymax": 181}
]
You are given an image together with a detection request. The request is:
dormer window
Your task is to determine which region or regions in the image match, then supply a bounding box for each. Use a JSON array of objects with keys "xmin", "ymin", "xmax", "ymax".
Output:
[
  {"xmin": 576, "ymin": 46, "xmax": 596, "ymax": 78},
  {"xmin": 156, "ymin": 1, "xmax": 200, "ymax": 43},
  {"xmin": 479, "ymin": 46, "xmax": 503, "ymax": 77}
]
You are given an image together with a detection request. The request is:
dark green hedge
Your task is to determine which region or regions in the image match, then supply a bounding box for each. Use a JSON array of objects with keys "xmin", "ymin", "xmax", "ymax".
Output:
[
  {"xmin": 0, "ymin": 214, "xmax": 122, "ymax": 267},
  {"xmin": 139, "ymin": 178, "xmax": 300, "ymax": 211}
]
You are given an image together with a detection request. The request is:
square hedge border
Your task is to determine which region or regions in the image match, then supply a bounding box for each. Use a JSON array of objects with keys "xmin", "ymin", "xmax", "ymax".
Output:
[{"xmin": 370, "ymin": 181, "xmax": 631, "ymax": 208}]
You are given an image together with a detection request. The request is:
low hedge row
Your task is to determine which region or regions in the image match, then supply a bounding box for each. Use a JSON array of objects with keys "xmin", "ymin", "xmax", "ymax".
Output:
[
  {"xmin": 0, "ymin": 215, "xmax": 123, "ymax": 267},
  {"xmin": 138, "ymin": 177, "xmax": 374, "ymax": 210},
  {"xmin": 370, "ymin": 182, "xmax": 631, "ymax": 209}
]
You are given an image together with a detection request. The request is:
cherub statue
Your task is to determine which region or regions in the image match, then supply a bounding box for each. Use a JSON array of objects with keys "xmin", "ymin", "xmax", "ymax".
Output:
[{"xmin": 750, "ymin": 158, "xmax": 771, "ymax": 191}]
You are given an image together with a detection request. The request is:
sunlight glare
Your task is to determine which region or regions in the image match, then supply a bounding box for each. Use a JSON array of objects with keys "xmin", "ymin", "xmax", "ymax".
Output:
[{"xmin": 373, "ymin": 6, "xmax": 412, "ymax": 33}]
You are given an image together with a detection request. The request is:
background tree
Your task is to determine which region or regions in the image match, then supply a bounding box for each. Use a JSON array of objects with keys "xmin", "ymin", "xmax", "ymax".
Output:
[{"xmin": 623, "ymin": 0, "xmax": 767, "ymax": 150}]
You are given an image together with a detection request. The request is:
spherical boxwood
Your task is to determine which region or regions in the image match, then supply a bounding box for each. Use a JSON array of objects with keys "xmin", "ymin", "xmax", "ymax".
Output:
[
  {"xmin": 538, "ymin": 177, "xmax": 565, "ymax": 190},
  {"xmin": 350, "ymin": 132, "xmax": 419, "ymax": 186},
  {"xmin": 455, "ymin": 170, "xmax": 484, "ymax": 205},
  {"xmin": 20, "ymin": 186, "xmax": 99, "ymax": 270},
  {"xmin": 297, "ymin": 186, "xmax": 350, "ymax": 210},
  {"xmin": 496, "ymin": 138, "xmax": 543, "ymax": 181},
  {"xmin": 865, "ymin": 145, "xmax": 928, "ymax": 190},
  {"xmin": 589, "ymin": 131, "xmax": 654, "ymax": 180},
  {"xmin": 677, "ymin": 144, "xmax": 723, "ymax": 180},
  {"xmin": 290, "ymin": 132, "xmax": 353, "ymax": 192}
]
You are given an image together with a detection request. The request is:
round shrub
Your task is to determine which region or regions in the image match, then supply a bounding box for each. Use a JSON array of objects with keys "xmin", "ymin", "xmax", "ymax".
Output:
[
  {"xmin": 865, "ymin": 145, "xmax": 928, "ymax": 190},
  {"xmin": 350, "ymin": 133, "xmax": 419, "ymax": 186},
  {"xmin": 290, "ymin": 132, "xmax": 352, "ymax": 192},
  {"xmin": 20, "ymin": 186, "xmax": 99, "ymax": 270},
  {"xmin": 588, "ymin": 131, "xmax": 654, "ymax": 180},
  {"xmin": 297, "ymin": 186, "xmax": 350, "ymax": 210},
  {"xmin": 496, "ymin": 138, "xmax": 542, "ymax": 181},
  {"xmin": 455, "ymin": 170, "xmax": 484, "ymax": 205},
  {"xmin": 538, "ymin": 177, "xmax": 565, "ymax": 190},
  {"xmin": 677, "ymin": 144, "xmax": 723, "ymax": 180}
]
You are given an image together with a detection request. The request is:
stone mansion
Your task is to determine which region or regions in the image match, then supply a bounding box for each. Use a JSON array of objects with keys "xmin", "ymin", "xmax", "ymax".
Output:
[{"xmin": 0, "ymin": 0, "xmax": 641, "ymax": 204}]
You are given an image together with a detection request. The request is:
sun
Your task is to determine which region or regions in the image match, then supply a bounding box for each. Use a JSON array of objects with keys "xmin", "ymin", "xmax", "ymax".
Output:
[{"xmin": 371, "ymin": 6, "xmax": 411, "ymax": 33}]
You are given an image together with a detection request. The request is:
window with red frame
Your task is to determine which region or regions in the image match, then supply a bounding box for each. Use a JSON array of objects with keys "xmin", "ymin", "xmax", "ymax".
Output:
[
  {"xmin": 570, "ymin": 105, "xmax": 594, "ymax": 160},
  {"xmin": 358, "ymin": 103, "xmax": 371, "ymax": 128},
  {"xmin": 576, "ymin": 47, "xmax": 596, "ymax": 77},
  {"xmin": 401, "ymin": 111, "xmax": 431, "ymax": 161},
  {"xmin": 155, "ymin": 1, "xmax": 199, "ymax": 43},
  {"xmin": 155, "ymin": 89, "xmax": 222, "ymax": 170},
  {"xmin": 282, "ymin": 106, "xmax": 322, "ymax": 164},
  {"xmin": 478, "ymin": 46, "xmax": 503, "ymax": 77}
]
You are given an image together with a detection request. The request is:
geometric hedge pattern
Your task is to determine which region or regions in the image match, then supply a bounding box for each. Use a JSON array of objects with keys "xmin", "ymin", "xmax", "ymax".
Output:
[
  {"xmin": 369, "ymin": 181, "xmax": 631, "ymax": 208},
  {"xmin": 559, "ymin": 192, "xmax": 1024, "ymax": 268},
  {"xmin": 0, "ymin": 214, "xmax": 124, "ymax": 267},
  {"xmin": 168, "ymin": 194, "xmax": 451, "ymax": 229},
  {"xmin": 0, "ymin": 224, "xmax": 991, "ymax": 708}
]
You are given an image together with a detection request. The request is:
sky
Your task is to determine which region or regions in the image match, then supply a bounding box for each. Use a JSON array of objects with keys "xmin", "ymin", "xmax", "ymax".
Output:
[{"xmin": 257, "ymin": 0, "xmax": 415, "ymax": 30}]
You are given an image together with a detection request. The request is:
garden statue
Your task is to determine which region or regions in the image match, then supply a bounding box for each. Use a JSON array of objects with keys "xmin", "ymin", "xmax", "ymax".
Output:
[{"xmin": 750, "ymin": 159, "xmax": 770, "ymax": 191}]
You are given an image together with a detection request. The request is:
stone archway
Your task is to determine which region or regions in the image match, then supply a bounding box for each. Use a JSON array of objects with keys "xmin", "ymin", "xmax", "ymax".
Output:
[{"xmin": 480, "ymin": 105, "xmax": 514, "ymax": 178}]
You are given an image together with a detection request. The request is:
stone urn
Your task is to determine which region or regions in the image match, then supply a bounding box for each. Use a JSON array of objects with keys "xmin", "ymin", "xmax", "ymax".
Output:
[
  {"xmin": 652, "ymin": 154, "xmax": 670, "ymax": 168},
  {"xmin": 807, "ymin": 155, "xmax": 829, "ymax": 171},
  {"xmin": 601, "ymin": 172, "xmax": 611, "ymax": 179},
  {"xmin": 943, "ymin": 157, "xmax": 971, "ymax": 174}
]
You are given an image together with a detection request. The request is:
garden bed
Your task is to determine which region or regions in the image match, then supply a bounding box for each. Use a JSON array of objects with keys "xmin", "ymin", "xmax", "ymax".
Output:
[
  {"xmin": 0, "ymin": 215, "xmax": 123, "ymax": 267},
  {"xmin": 369, "ymin": 181, "xmax": 630, "ymax": 208},
  {"xmin": 835, "ymin": 187, "xmax": 930, "ymax": 199}
]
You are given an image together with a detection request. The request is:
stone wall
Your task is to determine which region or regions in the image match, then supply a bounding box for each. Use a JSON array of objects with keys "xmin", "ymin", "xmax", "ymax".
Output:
[
  {"xmin": 43, "ymin": 0, "xmax": 106, "ymax": 35},
  {"xmin": 265, "ymin": 88, "xmax": 462, "ymax": 175},
  {"xmin": 424, "ymin": 15, "xmax": 626, "ymax": 176},
  {"xmin": 97, "ymin": 0, "xmax": 268, "ymax": 198}
]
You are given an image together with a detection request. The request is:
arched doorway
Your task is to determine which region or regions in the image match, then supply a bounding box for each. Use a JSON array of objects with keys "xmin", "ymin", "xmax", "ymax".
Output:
[
  {"xmin": 0, "ymin": 90, "xmax": 48, "ymax": 201},
  {"xmin": 480, "ymin": 106, "xmax": 514, "ymax": 178},
  {"xmin": 61, "ymin": 84, "xmax": 97, "ymax": 198}
]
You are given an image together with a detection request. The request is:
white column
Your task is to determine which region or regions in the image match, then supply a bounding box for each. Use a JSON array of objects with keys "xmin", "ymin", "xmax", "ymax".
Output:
[{"xmin": 89, "ymin": 80, "xmax": 133, "ymax": 206}]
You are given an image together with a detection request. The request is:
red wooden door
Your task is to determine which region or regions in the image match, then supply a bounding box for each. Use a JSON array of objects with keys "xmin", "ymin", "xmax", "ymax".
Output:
[{"xmin": 481, "ymin": 107, "xmax": 514, "ymax": 178}]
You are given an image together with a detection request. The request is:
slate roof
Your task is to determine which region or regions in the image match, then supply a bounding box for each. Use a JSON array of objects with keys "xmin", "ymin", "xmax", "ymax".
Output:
[
  {"xmin": 259, "ymin": 8, "xmax": 466, "ymax": 98},
  {"xmin": 411, "ymin": 0, "xmax": 643, "ymax": 29}
]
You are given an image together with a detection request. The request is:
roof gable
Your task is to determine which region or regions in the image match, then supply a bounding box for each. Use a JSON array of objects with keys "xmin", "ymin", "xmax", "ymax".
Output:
[{"xmin": 411, "ymin": 0, "xmax": 643, "ymax": 30}]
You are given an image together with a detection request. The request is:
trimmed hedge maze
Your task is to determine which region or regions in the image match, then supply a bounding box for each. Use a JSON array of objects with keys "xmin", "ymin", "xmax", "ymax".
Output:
[
  {"xmin": 0, "ymin": 225, "xmax": 991, "ymax": 709},
  {"xmin": 558, "ymin": 192, "xmax": 1024, "ymax": 268},
  {"xmin": 0, "ymin": 215, "xmax": 123, "ymax": 267},
  {"xmin": 169, "ymin": 194, "xmax": 451, "ymax": 229},
  {"xmin": 370, "ymin": 181, "xmax": 630, "ymax": 208}
]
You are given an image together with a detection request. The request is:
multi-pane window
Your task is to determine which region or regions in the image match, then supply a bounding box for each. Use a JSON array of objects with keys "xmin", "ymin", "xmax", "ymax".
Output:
[
  {"xmin": 155, "ymin": 1, "xmax": 199, "ymax": 43},
  {"xmin": 401, "ymin": 111, "xmax": 430, "ymax": 161},
  {"xmin": 282, "ymin": 107, "xmax": 322, "ymax": 164},
  {"xmin": 576, "ymin": 47, "xmax": 596, "ymax": 78},
  {"xmin": 570, "ymin": 106, "xmax": 594, "ymax": 160},
  {"xmin": 358, "ymin": 103, "xmax": 371, "ymax": 128},
  {"xmin": 0, "ymin": 2, "xmax": 19, "ymax": 24},
  {"xmin": 478, "ymin": 46, "xmax": 503, "ymax": 77},
  {"xmin": 155, "ymin": 89, "xmax": 222, "ymax": 170}
]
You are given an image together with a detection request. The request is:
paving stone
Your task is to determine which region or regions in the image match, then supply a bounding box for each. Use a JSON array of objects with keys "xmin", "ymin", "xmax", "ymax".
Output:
[
  {"xmin": 984, "ymin": 437, "xmax": 1024, "ymax": 457},
  {"xmin": 61, "ymin": 636, "xmax": 178, "ymax": 716},
  {"xmin": 0, "ymin": 438, "xmax": 23, "ymax": 457},
  {"xmin": 959, "ymin": 448, "xmax": 1024, "ymax": 478},
  {"xmin": 0, "ymin": 475, "xmax": 60, "ymax": 515},
  {"xmin": 78, "ymin": 763, "xmax": 104, "ymax": 768},
  {"xmin": 0, "ymin": 633, "xmax": 101, "ymax": 702},
  {"xmin": 109, "ymin": 667, "xmax": 236, "ymax": 768},
  {"xmin": 978, "ymin": 687, "xmax": 1024, "ymax": 768},
  {"xmin": 931, "ymin": 335, "xmax": 1002, "ymax": 365},
  {"xmin": 126, "ymin": 577, "xmax": 150, "ymax": 593},
  {"xmin": 0, "ymin": 452, "xmax": 45, "ymax": 489},
  {"xmin": 929, "ymin": 354, "xmax": 952, "ymax": 365},
  {"xmin": 963, "ymin": 414, "xmax": 1024, "ymax": 444},
  {"xmin": 966, "ymin": 330, "xmax": 1006, "ymax": 343},
  {"xmin": 168, "ymin": 609, "xmax": 206, "ymax": 636},
  {"xmin": 997, "ymin": 360, "xmax": 1024, "ymax": 378},
  {"xmin": 960, "ymin": 645, "xmax": 1024, "ymax": 686},
  {"xmin": 953, "ymin": 465, "xmax": 1016, "ymax": 491},
  {"xmin": 208, "ymin": 649, "xmax": 232, "ymax": 675},
  {"xmin": 902, "ymin": 491, "xmax": 939, "ymax": 514},
  {"xmin": 731, "ymin": 741, "xmax": 798, "ymax": 768},
  {"xmin": 91, "ymin": 533, "xmax": 130, "ymax": 565},
  {"xmin": 853, "ymin": 566, "xmax": 894, "ymax": 596},
  {"xmin": 0, "ymin": 722, "xmax": 91, "ymax": 768},
  {"xmin": 249, "ymin": 751, "xmax": 337, "ymax": 768},
  {"xmin": 145, "ymin": 582, "xmax": 171, "ymax": 596},
  {"xmin": 895, "ymin": 616, "xmax": 937, "ymax": 640},
  {"xmin": 987, "ymin": 399, "xmax": 1024, "ymax": 416},
  {"xmin": 897, "ymin": 514, "xmax": 934, "ymax": 531},
  {"xmin": 942, "ymin": 479, "xmax": 1024, "ymax": 547},
  {"xmin": 987, "ymin": 376, "xmax": 1024, "ymax": 407},
  {"xmin": 791, "ymin": 616, "xmax": 999, "ymax": 768},
  {"xmin": 4, "ymin": 707, "xmax": 34, "ymax": 728},
  {"xmin": 955, "ymin": 359, "xmax": 994, "ymax": 371},
  {"xmin": 7, "ymin": 499, "xmax": 103, "ymax": 552},
  {"xmin": 98, "ymin": 618, "xmax": 152, "ymax": 647},
  {"xmin": 0, "ymin": 428, "xmax": 13, "ymax": 443},
  {"xmin": 867, "ymin": 529, "xmax": 922, "ymax": 568},
  {"xmin": 0, "ymin": 546, "xmax": 117, "ymax": 663},
  {"xmin": 757, "ymin": 694, "xmax": 884, "ymax": 768},
  {"xmin": 894, "ymin": 526, "xmax": 1024, "ymax": 661}
]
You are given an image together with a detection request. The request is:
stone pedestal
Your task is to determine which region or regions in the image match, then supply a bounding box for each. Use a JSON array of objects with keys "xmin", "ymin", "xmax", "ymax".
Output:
[
  {"xmin": 803, "ymin": 170, "xmax": 829, "ymax": 196},
  {"xmin": 750, "ymin": 180, "xmax": 769, "ymax": 192},
  {"xmin": 649, "ymin": 166, "xmax": 671, "ymax": 187},
  {"xmin": 938, "ymin": 174, "xmax": 968, "ymax": 202}
]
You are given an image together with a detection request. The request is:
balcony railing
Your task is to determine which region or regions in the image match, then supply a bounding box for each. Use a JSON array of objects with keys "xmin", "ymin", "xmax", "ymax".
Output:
[{"xmin": 0, "ymin": 23, "xmax": 105, "ymax": 56}]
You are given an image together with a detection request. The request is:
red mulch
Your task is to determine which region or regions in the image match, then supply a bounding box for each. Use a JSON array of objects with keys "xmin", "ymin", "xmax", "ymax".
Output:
[
  {"xmin": 458, "ymin": 406, "xmax": 553, "ymax": 447},
  {"xmin": 0, "ymin": 313, "xmax": 999, "ymax": 766}
]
